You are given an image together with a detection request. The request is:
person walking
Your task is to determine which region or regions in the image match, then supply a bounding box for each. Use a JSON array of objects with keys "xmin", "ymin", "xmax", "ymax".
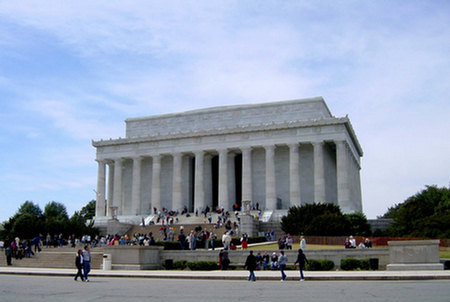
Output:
[
  {"xmin": 5, "ymin": 245, "xmax": 12, "ymax": 266},
  {"xmin": 294, "ymin": 249, "xmax": 309, "ymax": 281},
  {"xmin": 74, "ymin": 249, "xmax": 84, "ymax": 281},
  {"xmin": 244, "ymin": 251, "xmax": 257, "ymax": 281},
  {"xmin": 279, "ymin": 250, "xmax": 288, "ymax": 281},
  {"xmin": 81, "ymin": 245, "xmax": 91, "ymax": 282}
]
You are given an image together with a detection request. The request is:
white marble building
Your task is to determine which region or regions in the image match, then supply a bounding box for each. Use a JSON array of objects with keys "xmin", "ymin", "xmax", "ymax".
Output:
[{"xmin": 92, "ymin": 97, "xmax": 363, "ymax": 225}]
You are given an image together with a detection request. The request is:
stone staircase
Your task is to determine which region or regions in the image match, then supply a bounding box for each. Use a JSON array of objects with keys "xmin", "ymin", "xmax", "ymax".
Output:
[
  {"xmin": 126, "ymin": 210, "xmax": 285, "ymax": 241},
  {"xmin": 126, "ymin": 210, "xmax": 272, "ymax": 238},
  {"xmin": 0, "ymin": 247, "xmax": 104, "ymax": 269}
]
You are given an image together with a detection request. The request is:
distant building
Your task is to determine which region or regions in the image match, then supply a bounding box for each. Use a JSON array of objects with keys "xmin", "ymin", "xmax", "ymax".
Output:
[{"xmin": 92, "ymin": 97, "xmax": 363, "ymax": 226}]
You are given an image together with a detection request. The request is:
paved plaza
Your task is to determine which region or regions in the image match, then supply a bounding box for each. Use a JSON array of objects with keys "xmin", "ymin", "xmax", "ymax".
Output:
[{"xmin": 0, "ymin": 274, "xmax": 449, "ymax": 302}]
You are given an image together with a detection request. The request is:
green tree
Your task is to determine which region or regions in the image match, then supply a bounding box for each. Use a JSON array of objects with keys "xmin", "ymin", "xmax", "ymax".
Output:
[
  {"xmin": 11, "ymin": 213, "xmax": 42, "ymax": 239},
  {"xmin": 281, "ymin": 203, "xmax": 353, "ymax": 236},
  {"xmin": 79, "ymin": 200, "xmax": 96, "ymax": 220},
  {"xmin": 345, "ymin": 213, "xmax": 372, "ymax": 236},
  {"xmin": 42, "ymin": 201, "xmax": 69, "ymax": 235},
  {"xmin": 67, "ymin": 200, "xmax": 99, "ymax": 237},
  {"xmin": 1, "ymin": 200, "xmax": 99, "ymax": 240},
  {"xmin": 16, "ymin": 201, "xmax": 43, "ymax": 217},
  {"xmin": 0, "ymin": 201, "xmax": 43, "ymax": 239},
  {"xmin": 383, "ymin": 185, "xmax": 450, "ymax": 238},
  {"xmin": 43, "ymin": 201, "xmax": 69, "ymax": 220}
]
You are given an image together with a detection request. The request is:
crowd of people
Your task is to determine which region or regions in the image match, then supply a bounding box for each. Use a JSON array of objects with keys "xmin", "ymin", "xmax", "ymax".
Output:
[
  {"xmin": 344, "ymin": 236, "xmax": 372, "ymax": 249},
  {"xmin": 2, "ymin": 209, "xmax": 376, "ymax": 284},
  {"xmin": 243, "ymin": 248, "xmax": 309, "ymax": 282}
]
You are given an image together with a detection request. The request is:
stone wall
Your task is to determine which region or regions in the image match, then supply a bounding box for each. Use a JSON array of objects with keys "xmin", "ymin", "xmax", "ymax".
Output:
[{"xmin": 105, "ymin": 246, "xmax": 389, "ymax": 270}]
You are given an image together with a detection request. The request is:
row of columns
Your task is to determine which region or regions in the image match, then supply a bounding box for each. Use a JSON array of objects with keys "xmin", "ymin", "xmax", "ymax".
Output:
[{"xmin": 95, "ymin": 141, "xmax": 351, "ymax": 217}]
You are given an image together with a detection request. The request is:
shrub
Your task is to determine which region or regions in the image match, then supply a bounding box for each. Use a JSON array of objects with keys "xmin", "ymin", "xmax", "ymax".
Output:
[
  {"xmin": 340, "ymin": 258, "xmax": 369, "ymax": 270},
  {"xmin": 247, "ymin": 236, "xmax": 267, "ymax": 244},
  {"xmin": 306, "ymin": 259, "xmax": 335, "ymax": 271},
  {"xmin": 173, "ymin": 260, "xmax": 188, "ymax": 270},
  {"xmin": 186, "ymin": 261, "xmax": 219, "ymax": 271},
  {"xmin": 230, "ymin": 236, "xmax": 266, "ymax": 246},
  {"xmin": 359, "ymin": 259, "xmax": 370, "ymax": 270}
]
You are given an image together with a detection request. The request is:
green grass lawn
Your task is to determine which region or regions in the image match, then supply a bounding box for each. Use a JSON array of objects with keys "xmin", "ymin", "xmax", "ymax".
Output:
[{"xmin": 440, "ymin": 248, "xmax": 450, "ymax": 259}]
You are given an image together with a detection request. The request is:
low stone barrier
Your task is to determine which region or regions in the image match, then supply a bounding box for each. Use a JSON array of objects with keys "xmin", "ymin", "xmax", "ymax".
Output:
[
  {"xmin": 104, "ymin": 246, "xmax": 389, "ymax": 270},
  {"xmin": 387, "ymin": 240, "xmax": 443, "ymax": 271}
]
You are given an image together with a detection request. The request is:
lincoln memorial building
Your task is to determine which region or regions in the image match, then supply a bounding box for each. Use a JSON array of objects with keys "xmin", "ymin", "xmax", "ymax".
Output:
[{"xmin": 92, "ymin": 97, "xmax": 363, "ymax": 225}]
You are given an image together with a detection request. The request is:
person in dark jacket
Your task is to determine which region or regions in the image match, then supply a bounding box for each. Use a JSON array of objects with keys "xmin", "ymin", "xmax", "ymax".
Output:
[
  {"xmin": 219, "ymin": 248, "xmax": 230, "ymax": 270},
  {"xmin": 245, "ymin": 251, "xmax": 257, "ymax": 281},
  {"xmin": 294, "ymin": 249, "xmax": 309, "ymax": 281},
  {"xmin": 74, "ymin": 249, "xmax": 84, "ymax": 281},
  {"xmin": 178, "ymin": 230, "xmax": 186, "ymax": 250}
]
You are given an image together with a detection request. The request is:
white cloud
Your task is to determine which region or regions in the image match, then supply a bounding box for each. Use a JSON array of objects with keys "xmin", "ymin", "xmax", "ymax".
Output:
[{"xmin": 0, "ymin": 1, "xmax": 449, "ymax": 221}]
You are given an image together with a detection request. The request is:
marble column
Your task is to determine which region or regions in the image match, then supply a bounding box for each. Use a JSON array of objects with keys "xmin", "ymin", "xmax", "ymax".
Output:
[
  {"xmin": 265, "ymin": 145, "xmax": 277, "ymax": 210},
  {"xmin": 106, "ymin": 162, "xmax": 114, "ymax": 217},
  {"xmin": 218, "ymin": 149, "xmax": 229, "ymax": 210},
  {"xmin": 204, "ymin": 154, "xmax": 213, "ymax": 209},
  {"xmin": 241, "ymin": 147, "xmax": 252, "ymax": 202},
  {"xmin": 194, "ymin": 151, "xmax": 205, "ymax": 211},
  {"xmin": 131, "ymin": 157, "xmax": 142, "ymax": 216},
  {"xmin": 313, "ymin": 141, "xmax": 326, "ymax": 203},
  {"xmin": 288, "ymin": 143, "xmax": 301, "ymax": 207},
  {"xmin": 112, "ymin": 158, "xmax": 123, "ymax": 215},
  {"xmin": 172, "ymin": 153, "xmax": 183, "ymax": 211},
  {"xmin": 95, "ymin": 160, "xmax": 106, "ymax": 217},
  {"xmin": 336, "ymin": 140, "xmax": 351, "ymax": 213},
  {"xmin": 151, "ymin": 155, "xmax": 161, "ymax": 212}
]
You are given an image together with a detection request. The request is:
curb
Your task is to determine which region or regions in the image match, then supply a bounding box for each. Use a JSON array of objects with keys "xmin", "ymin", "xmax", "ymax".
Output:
[{"xmin": 1, "ymin": 269, "xmax": 449, "ymax": 281}]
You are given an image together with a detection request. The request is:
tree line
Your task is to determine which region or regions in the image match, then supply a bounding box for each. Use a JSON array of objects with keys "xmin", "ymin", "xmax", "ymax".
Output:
[
  {"xmin": 2, "ymin": 185, "xmax": 448, "ymax": 239},
  {"xmin": 0, "ymin": 200, "xmax": 98, "ymax": 240},
  {"xmin": 281, "ymin": 185, "xmax": 449, "ymax": 238}
]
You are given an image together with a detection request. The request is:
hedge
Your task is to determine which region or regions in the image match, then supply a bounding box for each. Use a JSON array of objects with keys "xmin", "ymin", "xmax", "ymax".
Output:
[
  {"xmin": 173, "ymin": 260, "xmax": 188, "ymax": 270},
  {"xmin": 186, "ymin": 261, "xmax": 219, "ymax": 271},
  {"xmin": 306, "ymin": 259, "xmax": 335, "ymax": 271},
  {"xmin": 340, "ymin": 258, "xmax": 370, "ymax": 270}
]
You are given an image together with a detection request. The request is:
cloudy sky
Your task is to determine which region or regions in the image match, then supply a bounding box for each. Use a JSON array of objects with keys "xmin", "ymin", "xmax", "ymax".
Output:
[{"xmin": 1, "ymin": 1, "xmax": 449, "ymax": 222}]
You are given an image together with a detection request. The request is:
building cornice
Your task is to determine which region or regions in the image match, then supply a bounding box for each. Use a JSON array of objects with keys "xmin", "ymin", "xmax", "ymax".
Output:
[{"xmin": 92, "ymin": 117, "xmax": 363, "ymax": 157}]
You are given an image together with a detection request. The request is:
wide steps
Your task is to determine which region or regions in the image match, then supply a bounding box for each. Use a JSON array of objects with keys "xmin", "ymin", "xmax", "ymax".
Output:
[{"xmin": 0, "ymin": 248, "xmax": 103, "ymax": 269}]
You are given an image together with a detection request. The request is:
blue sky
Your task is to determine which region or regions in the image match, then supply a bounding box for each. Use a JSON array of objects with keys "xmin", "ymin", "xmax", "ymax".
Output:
[{"xmin": 1, "ymin": 1, "xmax": 449, "ymax": 222}]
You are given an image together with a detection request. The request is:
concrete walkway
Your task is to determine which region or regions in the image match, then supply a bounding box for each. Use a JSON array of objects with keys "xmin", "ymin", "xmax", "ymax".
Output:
[{"xmin": 1, "ymin": 266, "xmax": 449, "ymax": 281}]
